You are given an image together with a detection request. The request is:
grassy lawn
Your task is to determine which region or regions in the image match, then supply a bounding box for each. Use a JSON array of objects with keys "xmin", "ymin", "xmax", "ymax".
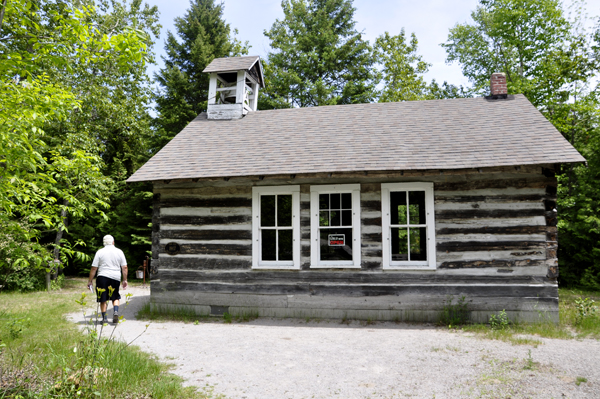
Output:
[
  {"xmin": 0, "ymin": 278, "xmax": 219, "ymax": 399},
  {"xmin": 462, "ymin": 288, "xmax": 600, "ymax": 344}
]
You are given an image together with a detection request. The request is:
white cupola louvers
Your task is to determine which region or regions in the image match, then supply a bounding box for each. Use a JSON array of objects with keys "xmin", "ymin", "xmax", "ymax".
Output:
[{"xmin": 203, "ymin": 55, "xmax": 265, "ymax": 120}]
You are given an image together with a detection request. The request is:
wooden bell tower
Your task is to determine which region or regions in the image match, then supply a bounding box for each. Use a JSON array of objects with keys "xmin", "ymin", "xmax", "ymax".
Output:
[{"xmin": 203, "ymin": 56, "xmax": 265, "ymax": 120}]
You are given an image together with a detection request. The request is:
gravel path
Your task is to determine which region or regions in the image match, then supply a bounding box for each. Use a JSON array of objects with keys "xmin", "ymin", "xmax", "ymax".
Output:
[{"xmin": 68, "ymin": 286, "xmax": 600, "ymax": 398}]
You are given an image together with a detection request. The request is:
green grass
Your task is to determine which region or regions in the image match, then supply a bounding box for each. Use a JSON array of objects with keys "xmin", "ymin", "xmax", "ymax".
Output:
[
  {"xmin": 0, "ymin": 277, "xmax": 222, "ymax": 398},
  {"xmin": 462, "ymin": 287, "xmax": 600, "ymax": 343}
]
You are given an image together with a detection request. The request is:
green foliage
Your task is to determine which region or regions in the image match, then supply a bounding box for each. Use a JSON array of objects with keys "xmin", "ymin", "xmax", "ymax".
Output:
[
  {"xmin": 374, "ymin": 30, "xmax": 470, "ymax": 102},
  {"xmin": 7, "ymin": 317, "xmax": 31, "ymax": 339},
  {"xmin": 574, "ymin": 296, "xmax": 598, "ymax": 325},
  {"xmin": 556, "ymin": 93, "xmax": 600, "ymax": 288},
  {"xmin": 374, "ymin": 30, "xmax": 430, "ymax": 102},
  {"xmin": 440, "ymin": 295, "xmax": 469, "ymax": 326},
  {"xmin": 0, "ymin": 217, "xmax": 48, "ymax": 291},
  {"xmin": 523, "ymin": 349, "xmax": 535, "ymax": 370},
  {"xmin": 576, "ymin": 376, "xmax": 588, "ymax": 386},
  {"xmin": 263, "ymin": 0, "xmax": 378, "ymax": 108},
  {"xmin": 152, "ymin": 0, "xmax": 248, "ymax": 150},
  {"xmin": 0, "ymin": 0, "xmax": 157, "ymax": 288},
  {"xmin": 489, "ymin": 309, "xmax": 509, "ymax": 330},
  {"xmin": 442, "ymin": 0, "xmax": 577, "ymax": 103}
]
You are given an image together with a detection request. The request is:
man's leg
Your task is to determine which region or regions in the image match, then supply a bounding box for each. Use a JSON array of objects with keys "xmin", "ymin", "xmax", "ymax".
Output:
[
  {"xmin": 112, "ymin": 299, "xmax": 120, "ymax": 323},
  {"xmin": 100, "ymin": 301, "xmax": 108, "ymax": 322}
]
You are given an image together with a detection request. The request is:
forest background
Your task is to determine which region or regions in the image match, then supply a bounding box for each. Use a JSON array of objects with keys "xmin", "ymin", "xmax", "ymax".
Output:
[{"xmin": 0, "ymin": 0, "xmax": 599, "ymax": 291}]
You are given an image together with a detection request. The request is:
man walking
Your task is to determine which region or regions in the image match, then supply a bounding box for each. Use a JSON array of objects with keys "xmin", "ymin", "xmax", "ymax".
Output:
[{"xmin": 87, "ymin": 235, "xmax": 128, "ymax": 324}]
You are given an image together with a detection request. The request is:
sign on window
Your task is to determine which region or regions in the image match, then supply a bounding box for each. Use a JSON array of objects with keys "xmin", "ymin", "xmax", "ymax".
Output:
[{"xmin": 328, "ymin": 234, "xmax": 345, "ymax": 246}]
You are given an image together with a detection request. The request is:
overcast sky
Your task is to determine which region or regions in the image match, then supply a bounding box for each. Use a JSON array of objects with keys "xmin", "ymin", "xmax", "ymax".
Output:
[{"xmin": 144, "ymin": 0, "xmax": 600, "ymax": 89}]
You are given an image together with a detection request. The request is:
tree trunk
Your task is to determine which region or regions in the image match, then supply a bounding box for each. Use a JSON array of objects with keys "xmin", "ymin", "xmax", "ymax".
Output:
[
  {"xmin": 53, "ymin": 200, "xmax": 69, "ymax": 276},
  {"xmin": 0, "ymin": 0, "xmax": 8, "ymax": 31}
]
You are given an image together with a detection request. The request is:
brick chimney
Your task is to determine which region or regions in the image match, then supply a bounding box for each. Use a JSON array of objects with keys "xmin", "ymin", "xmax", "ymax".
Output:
[{"xmin": 489, "ymin": 72, "xmax": 508, "ymax": 99}]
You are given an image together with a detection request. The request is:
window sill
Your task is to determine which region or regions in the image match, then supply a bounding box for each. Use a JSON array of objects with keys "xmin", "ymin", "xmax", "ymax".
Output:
[
  {"xmin": 310, "ymin": 264, "xmax": 362, "ymax": 269},
  {"xmin": 382, "ymin": 266, "xmax": 437, "ymax": 271},
  {"xmin": 252, "ymin": 264, "xmax": 300, "ymax": 270}
]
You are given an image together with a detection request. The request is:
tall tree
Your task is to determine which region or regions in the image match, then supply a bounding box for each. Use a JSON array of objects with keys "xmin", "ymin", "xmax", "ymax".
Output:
[
  {"xmin": 51, "ymin": 0, "xmax": 161, "ymax": 275},
  {"xmin": 442, "ymin": 0, "xmax": 600, "ymax": 288},
  {"xmin": 153, "ymin": 0, "xmax": 248, "ymax": 150},
  {"xmin": 374, "ymin": 29, "xmax": 469, "ymax": 102},
  {"xmin": 0, "ymin": 0, "xmax": 154, "ymax": 290},
  {"xmin": 441, "ymin": 0, "xmax": 590, "ymax": 106},
  {"xmin": 263, "ymin": 0, "xmax": 378, "ymax": 108}
]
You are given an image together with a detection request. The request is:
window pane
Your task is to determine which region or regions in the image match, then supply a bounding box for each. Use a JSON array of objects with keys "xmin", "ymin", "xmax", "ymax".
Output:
[
  {"xmin": 390, "ymin": 191, "xmax": 407, "ymax": 225},
  {"xmin": 319, "ymin": 194, "xmax": 329, "ymax": 210},
  {"xmin": 320, "ymin": 228, "xmax": 353, "ymax": 261},
  {"xmin": 330, "ymin": 210, "xmax": 340, "ymax": 226},
  {"xmin": 391, "ymin": 227, "xmax": 408, "ymax": 261},
  {"xmin": 408, "ymin": 191, "xmax": 426, "ymax": 225},
  {"xmin": 261, "ymin": 195, "xmax": 275, "ymax": 227},
  {"xmin": 278, "ymin": 230, "xmax": 293, "ymax": 261},
  {"xmin": 409, "ymin": 227, "xmax": 427, "ymax": 261},
  {"xmin": 319, "ymin": 211, "xmax": 329, "ymax": 226},
  {"xmin": 331, "ymin": 193, "xmax": 341, "ymax": 209},
  {"xmin": 341, "ymin": 210, "xmax": 352, "ymax": 226},
  {"xmin": 342, "ymin": 193, "xmax": 351, "ymax": 209},
  {"xmin": 277, "ymin": 195, "xmax": 292, "ymax": 227},
  {"xmin": 261, "ymin": 230, "xmax": 276, "ymax": 260}
]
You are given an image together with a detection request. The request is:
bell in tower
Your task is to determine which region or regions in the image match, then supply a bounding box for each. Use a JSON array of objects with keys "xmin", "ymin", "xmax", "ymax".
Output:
[{"xmin": 202, "ymin": 56, "xmax": 265, "ymax": 120}]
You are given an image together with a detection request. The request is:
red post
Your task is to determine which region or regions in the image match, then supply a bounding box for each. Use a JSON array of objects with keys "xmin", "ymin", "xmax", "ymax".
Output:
[{"xmin": 143, "ymin": 258, "xmax": 147, "ymax": 286}]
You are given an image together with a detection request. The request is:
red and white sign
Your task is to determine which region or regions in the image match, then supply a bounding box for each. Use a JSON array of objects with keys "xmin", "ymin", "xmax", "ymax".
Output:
[{"xmin": 328, "ymin": 234, "xmax": 345, "ymax": 246}]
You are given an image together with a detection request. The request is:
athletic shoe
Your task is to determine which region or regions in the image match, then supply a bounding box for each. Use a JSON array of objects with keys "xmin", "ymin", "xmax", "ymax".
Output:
[{"xmin": 113, "ymin": 312, "xmax": 119, "ymax": 324}]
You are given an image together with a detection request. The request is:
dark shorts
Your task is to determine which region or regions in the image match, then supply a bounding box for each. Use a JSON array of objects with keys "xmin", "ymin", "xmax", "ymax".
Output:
[{"xmin": 95, "ymin": 276, "xmax": 121, "ymax": 303}]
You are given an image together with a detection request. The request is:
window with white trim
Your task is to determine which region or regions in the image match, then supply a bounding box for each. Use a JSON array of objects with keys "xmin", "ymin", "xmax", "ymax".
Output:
[
  {"xmin": 252, "ymin": 186, "xmax": 300, "ymax": 269},
  {"xmin": 310, "ymin": 184, "xmax": 361, "ymax": 268},
  {"xmin": 381, "ymin": 182, "xmax": 436, "ymax": 269}
]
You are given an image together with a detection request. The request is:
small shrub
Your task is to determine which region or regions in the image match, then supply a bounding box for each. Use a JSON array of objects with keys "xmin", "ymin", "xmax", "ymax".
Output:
[
  {"xmin": 574, "ymin": 297, "xmax": 597, "ymax": 325},
  {"xmin": 51, "ymin": 274, "xmax": 66, "ymax": 291},
  {"xmin": 8, "ymin": 317, "xmax": 31, "ymax": 339},
  {"xmin": 223, "ymin": 312, "xmax": 232, "ymax": 323},
  {"xmin": 576, "ymin": 376, "xmax": 588, "ymax": 386},
  {"xmin": 523, "ymin": 349, "xmax": 535, "ymax": 370},
  {"xmin": 440, "ymin": 295, "xmax": 469, "ymax": 326},
  {"xmin": 489, "ymin": 309, "xmax": 509, "ymax": 330}
]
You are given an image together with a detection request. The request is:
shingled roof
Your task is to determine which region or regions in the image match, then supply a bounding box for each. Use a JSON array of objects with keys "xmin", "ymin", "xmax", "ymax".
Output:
[
  {"xmin": 128, "ymin": 94, "xmax": 584, "ymax": 183},
  {"xmin": 203, "ymin": 56, "xmax": 261, "ymax": 73}
]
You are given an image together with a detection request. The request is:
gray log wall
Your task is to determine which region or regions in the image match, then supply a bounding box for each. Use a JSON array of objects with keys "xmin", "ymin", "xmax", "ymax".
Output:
[{"xmin": 149, "ymin": 165, "xmax": 559, "ymax": 323}]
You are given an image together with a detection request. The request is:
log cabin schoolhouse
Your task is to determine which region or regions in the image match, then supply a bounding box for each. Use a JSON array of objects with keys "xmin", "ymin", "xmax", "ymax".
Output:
[{"xmin": 128, "ymin": 56, "xmax": 585, "ymax": 322}]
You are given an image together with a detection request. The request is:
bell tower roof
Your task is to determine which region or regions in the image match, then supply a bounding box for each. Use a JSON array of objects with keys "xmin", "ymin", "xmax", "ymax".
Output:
[{"xmin": 203, "ymin": 55, "xmax": 264, "ymax": 88}]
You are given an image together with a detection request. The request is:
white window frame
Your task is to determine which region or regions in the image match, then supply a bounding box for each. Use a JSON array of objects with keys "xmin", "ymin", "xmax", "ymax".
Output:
[
  {"xmin": 310, "ymin": 184, "xmax": 361, "ymax": 268},
  {"xmin": 381, "ymin": 182, "xmax": 436, "ymax": 270},
  {"xmin": 252, "ymin": 185, "xmax": 301, "ymax": 269}
]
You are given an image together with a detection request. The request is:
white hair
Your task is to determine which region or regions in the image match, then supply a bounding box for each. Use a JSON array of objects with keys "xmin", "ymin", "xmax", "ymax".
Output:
[{"xmin": 103, "ymin": 235, "xmax": 115, "ymax": 246}]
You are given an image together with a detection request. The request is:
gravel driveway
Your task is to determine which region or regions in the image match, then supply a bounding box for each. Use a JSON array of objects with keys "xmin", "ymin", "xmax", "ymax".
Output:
[{"xmin": 68, "ymin": 286, "xmax": 600, "ymax": 398}]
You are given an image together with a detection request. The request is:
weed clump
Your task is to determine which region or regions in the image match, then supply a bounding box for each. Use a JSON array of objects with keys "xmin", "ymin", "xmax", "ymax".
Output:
[
  {"xmin": 489, "ymin": 309, "xmax": 509, "ymax": 331},
  {"xmin": 574, "ymin": 297, "xmax": 597, "ymax": 325},
  {"xmin": 440, "ymin": 295, "xmax": 469, "ymax": 327}
]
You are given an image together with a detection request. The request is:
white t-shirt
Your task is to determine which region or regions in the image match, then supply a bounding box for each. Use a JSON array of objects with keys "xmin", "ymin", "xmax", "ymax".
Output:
[{"xmin": 92, "ymin": 245, "xmax": 127, "ymax": 281}]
